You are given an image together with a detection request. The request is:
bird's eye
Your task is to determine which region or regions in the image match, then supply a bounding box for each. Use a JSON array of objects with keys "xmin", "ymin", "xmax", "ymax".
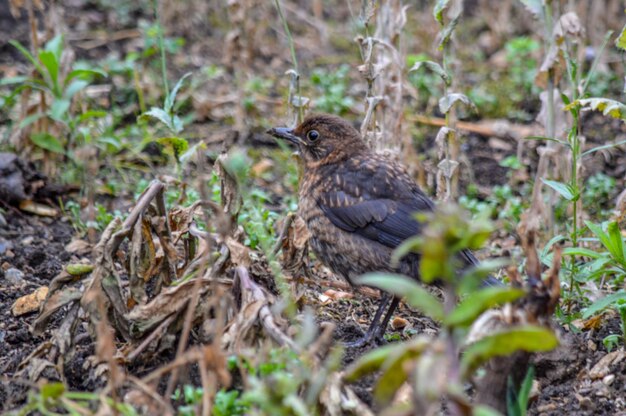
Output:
[{"xmin": 307, "ymin": 130, "xmax": 320, "ymax": 141}]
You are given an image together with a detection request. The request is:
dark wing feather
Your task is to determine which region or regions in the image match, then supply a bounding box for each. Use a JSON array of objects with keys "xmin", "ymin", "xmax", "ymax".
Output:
[{"xmin": 317, "ymin": 160, "xmax": 435, "ymax": 250}]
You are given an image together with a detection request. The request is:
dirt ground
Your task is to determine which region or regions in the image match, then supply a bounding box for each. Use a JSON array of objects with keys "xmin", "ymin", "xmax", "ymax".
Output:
[{"xmin": 2, "ymin": 126, "xmax": 626, "ymax": 414}]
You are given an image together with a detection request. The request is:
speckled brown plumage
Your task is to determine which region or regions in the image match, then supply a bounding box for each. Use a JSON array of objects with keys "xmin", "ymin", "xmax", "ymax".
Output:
[{"xmin": 269, "ymin": 114, "xmax": 496, "ymax": 346}]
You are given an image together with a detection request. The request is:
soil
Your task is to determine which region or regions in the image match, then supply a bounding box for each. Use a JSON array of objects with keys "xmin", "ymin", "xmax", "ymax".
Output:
[{"xmin": 2, "ymin": 204, "xmax": 626, "ymax": 415}]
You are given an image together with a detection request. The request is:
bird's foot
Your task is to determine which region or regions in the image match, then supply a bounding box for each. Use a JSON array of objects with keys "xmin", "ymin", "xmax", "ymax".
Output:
[{"xmin": 341, "ymin": 330, "xmax": 387, "ymax": 348}]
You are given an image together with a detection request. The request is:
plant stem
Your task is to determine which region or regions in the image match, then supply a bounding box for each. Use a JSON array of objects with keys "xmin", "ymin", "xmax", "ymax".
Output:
[
  {"xmin": 274, "ymin": 0, "xmax": 303, "ymax": 123},
  {"xmin": 153, "ymin": 0, "xmax": 169, "ymax": 94}
]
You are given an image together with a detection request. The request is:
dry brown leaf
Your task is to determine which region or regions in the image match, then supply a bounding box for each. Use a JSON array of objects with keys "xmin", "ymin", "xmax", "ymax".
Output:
[
  {"xmin": 582, "ymin": 314, "xmax": 604, "ymax": 330},
  {"xmin": 251, "ymin": 158, "xmax": 274, "ymax": 177},
  {"xmin": 18, "ymin": 200, "xmax": 58, "ymax": 217},
  {"xmin": 554, "ymin": 12, "xmax": 584, "ymax": 43},
  {"xmin": 318, "ymin": 294, "xmax": 331, "ymax": 305},
  {"xmin": 226, "ymin": 237, "xmax": 252, "ymax": 267},
  {"xmin": 12, "ymin": 287, "xmax": 49, "ymax": 316},
  {"xmin": 323, "ymin": 289, "xmax": 354, "ymax": 301},
  {"xmin": 292, "ymin": 215, "xmax": 311, "ymax": 249},
  {"xmin": 391, "ymin": 316, "xmax": 408, "ymax": 330},
  {"xmin": 65, "ymin": 238, "xmax": 92, "ymax": 254}
]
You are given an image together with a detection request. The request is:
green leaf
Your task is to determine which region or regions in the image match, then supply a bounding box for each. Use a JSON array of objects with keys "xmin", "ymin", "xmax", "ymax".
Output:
[
  {"xmin": 357, "ymin": 273, "xmax": 444, "ymax": 321},
  {"xmin": 523, "ymin": 135, "xmax": 569, "ymax": 146},
  {"xmin": 433, "ymin": 0, "xmax": 451, "ymax": 24},
  {"xmin": 63, "ymin": 79, "xmax": 90, "ymax": 100},
  {"xmin": 38, "ymin": 50, "xmax": 61, "ymax": 96},
  {"xmin": 541, "ymin": 179, "xmax": 578, "ymax": 201},
  {"xmin": 9, "ymin": 40, "xmax": 45, "ymax": 76},
  {"xmin": 18, "ymin": 112, "xmax": 45, "ymax": 129},
  {"xmin": 437, "ymin": 15, "xmax": 460, "ymax": 50},
  {"xmin": 77, "ymin": 110, "xmax": 108, "ymax": 123},
  {"xmin": 585, "ymin": 221, "xmax": 626, "ymax": 266},
  {"xmin": 157, "ymin": 136, "xmax": 189, "ymax": 160},
  {"xmin": 607, "ymin": 221, "xmax": 626, "ymax": 266},
  {"xmin": 344, "ymin": 342, "xmax": 409, "ymax": 381},
  {"xmin": 445, "ymin": 287, "xmax": 525, "ymax": 328},
  {"xmin": 581, "ymin": 139, "xmax": 626, "ymax": 157},
  {"xmin": 179, "ymin": 141, "xmax": 206, "ymax": 165},
  {"xmin": 49, "ymin": 98, "xmax": 70, "ymax": 122},
  {"xmin": 562, "ymin": 247, "xmax": 603, "ymax": 259},
  {"xmin": 541, "ymin": 234, "xmax": 567, "ymax": 258},
  {"xmin": 472, "ymin": 405, "xmax": 502, "ymax": 416},
  {"xmin": 140, "ymin": 107, "xmax": 175, "ymax": 131},
  {"xmin": 44, "ymin": 34, "xmax": 64, "ymax": 63},
  {"xmin": 30, "ymin": 132, "xmax": 65, "ymax": 153},
  {"xmin": 66, "ymin": 68, "xmax": 108, "ymax": 83},
  {"xmin": 164, "ymin": 71, "xmax": 192, "ymax": 113},
  {"xmin": 0, "ymin": 76, "xmax": 28, "ymax": 86},
  {"xmin": 41, "ymin": 382, "xmax": 65, "ymax": 400},
  {"xmin": 439, "ymin": 93, "xmax": 475, "ymax": 114},
  {"xmin": 616, "ymin": 24, "xmax": 626, "ymax": 51},
  {"xmin": 582, "ymin": 291, "xmax": 626, "ymax": 319},
  {"xmin": 374, "ymin": 339, "xmax": 428, "ymax": 405},
  {"xmin": 408, "ymin": 60, "xmax": 450, "ymax": 85},
  {"xmin": 391, "ymin": 235, "xmax": 421, "ymax": 266},
  {"xmin": 507, "ymin": 365, "xmax": 535, "ymax": 416},
  {"xmin": 461, "ymin": 326, "xmax": 558, "ymax": 378}
]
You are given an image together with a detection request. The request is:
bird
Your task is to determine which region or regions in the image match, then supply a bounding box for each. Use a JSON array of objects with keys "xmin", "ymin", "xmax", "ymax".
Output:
[{"xmin": 268, "ymin": 113, "xmax": 499, "ymax": 347}]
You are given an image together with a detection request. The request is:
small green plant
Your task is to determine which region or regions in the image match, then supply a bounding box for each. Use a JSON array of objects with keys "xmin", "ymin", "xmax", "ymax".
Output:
[
  {"xmin": 506, "ymin": 366, "xmax": 535, "ymax": 416},
  {"xmin": 504, "ymin": 36, "xmax": 540, "ymax": 97},
  {"xmin": 11, "ymin": 382, "xmax": 137, "ymax": 416},
  {"xmin": 8, "ymin": 35, "xmax": 107, "ymax": 154},
  {"xmin": 237, "ymin": 346, "xmax": 340, "ymax": 415},
  {"xmin": 603, "ymin": 334, "xmax": 621, "ymax": 352},
  {"xmin": 407, "ymin": 53, "xmax": 442, "ymax": 110},
  {"xmin": 213, "ymin": 389, "xmax": 247, "ymax": 416},
  {"xmin": 460, "ymin": 183, "xmax": 525, "ymax": 229},
  {"xmin": 583, "ymin": 292, "xmax": 626, "ymax": 350},
  {"xmin": 139, "ymin": 72, "xmax": 196, "ymax": 175},
  {"xmin": 63, "ymin": 200, "xmax": 123, "ymax": 234},
  {"xmin": 310, "ymin": 64, "xmax": 355, "ymax": 114},
  {"xmin": 583, "ymin": 173, "xmax": 617, "ymax": 217},
  {"xmin": 346, "ymin": 205, "xmax": 558, "ymax": 413},
  {"xmin": 172, "ymin": 385, "xmax": 206, "ymax": 416}
]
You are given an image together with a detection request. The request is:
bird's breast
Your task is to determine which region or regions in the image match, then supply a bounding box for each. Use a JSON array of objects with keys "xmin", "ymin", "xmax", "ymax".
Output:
[{"xmin": 297, "ymin": 191, "xmax": 396, "ymax": 286}]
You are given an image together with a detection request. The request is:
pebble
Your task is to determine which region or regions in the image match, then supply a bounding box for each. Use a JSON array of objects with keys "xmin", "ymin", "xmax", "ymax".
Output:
[
  {"xmin": 587, "ymin": 339, "xmax": 597, "ymax": 351},
  {"xmin": 4, "ymin": 268, "xmax": 25, "ymax": 285},
  {"xmin": 576, "ymin": 393, "xmax": 595, "ymax": 410},
  {"xmin": 21, "ymin": 236, "xmax": 34, "ymax": 246},
  {"xmin": 603, "ymin": 374, "xmax": 615, "ymax": 386},
  {"xmin": 0, "ymin": 237, "xmax": 12, "ymax": 254}
]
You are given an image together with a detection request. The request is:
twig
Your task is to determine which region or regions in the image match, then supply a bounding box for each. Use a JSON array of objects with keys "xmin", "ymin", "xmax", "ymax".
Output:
[
  {"xmin": 235, "ymin": 266, "xmax": 300, "ymax": 351},
  {"xmin": 126, "ymin": 314, "xmax": 176, "ymax": 362},
  {"xmin": 127, "ymin": 375, "xmax": 175, "ymax": 415},
  {"xmin": 271, "ymin": 212, "xmax": 295, "ymax": 256}
]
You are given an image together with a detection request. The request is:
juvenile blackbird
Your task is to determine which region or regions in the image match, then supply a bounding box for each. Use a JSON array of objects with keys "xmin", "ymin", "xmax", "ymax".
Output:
[{"xmin": 269, "ymin": 114, "xmax": 499, "ymax": 347}]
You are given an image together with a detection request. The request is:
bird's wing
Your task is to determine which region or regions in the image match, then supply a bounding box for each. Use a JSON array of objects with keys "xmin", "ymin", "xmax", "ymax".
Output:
[{"xmin": 316, "ymin": 162, "xmax": 434, "ymax": 249}]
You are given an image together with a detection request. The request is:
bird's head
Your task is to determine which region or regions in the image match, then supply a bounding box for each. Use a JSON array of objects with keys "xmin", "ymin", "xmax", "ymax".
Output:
[{"xmin": 268, "ymin": 114, "xmax": 367, "ymax": 166}]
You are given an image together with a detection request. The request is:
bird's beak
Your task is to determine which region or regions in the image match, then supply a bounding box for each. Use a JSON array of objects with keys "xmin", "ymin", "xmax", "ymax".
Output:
[{"xmin": 267, "ymin": 127, "xmax": 303, "ymax": 146}]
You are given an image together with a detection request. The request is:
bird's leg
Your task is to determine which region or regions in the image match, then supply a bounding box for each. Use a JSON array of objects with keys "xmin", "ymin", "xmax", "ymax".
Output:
[
  {"xmin": 374, "ymin": 296, "xmax": 400, "ymax": 343},
  {"xmin": 343, "ymin": 293, "xmax": 392, "ymax": 348}
]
